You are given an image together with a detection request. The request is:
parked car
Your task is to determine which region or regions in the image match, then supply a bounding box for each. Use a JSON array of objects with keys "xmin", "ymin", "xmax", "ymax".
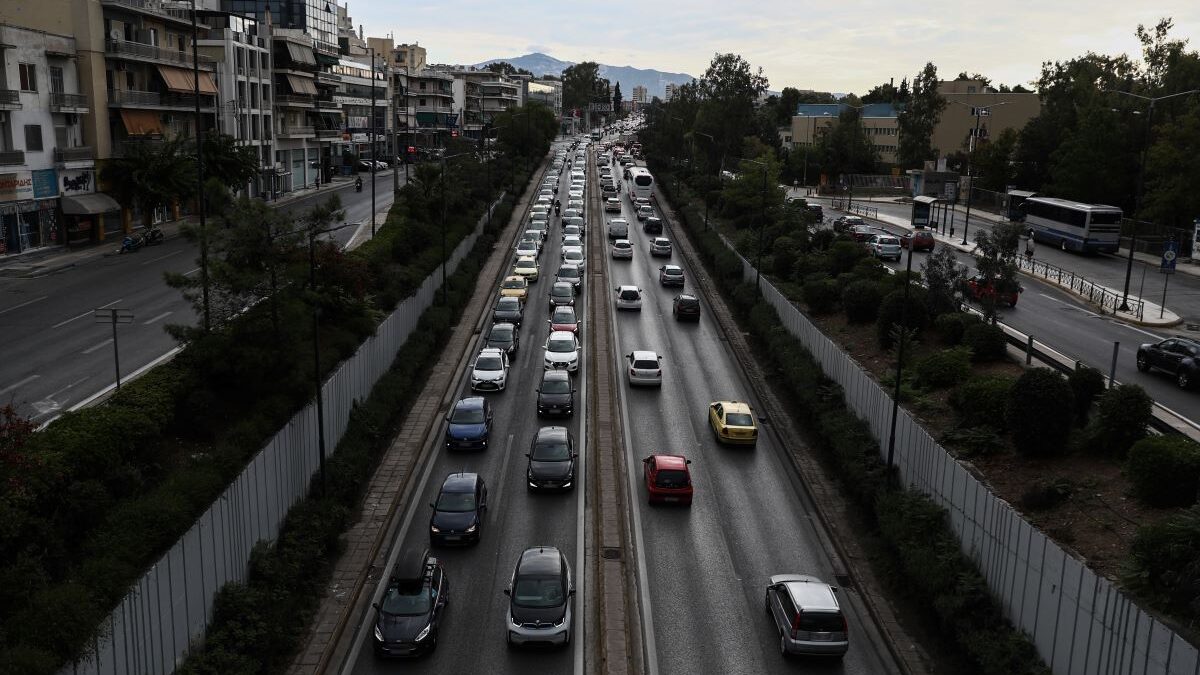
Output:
[
  {"xmin": 834, "ymin": 215, "xmax": 865, "ymax": 233},
  {"xmin": 1136, "ymin": 337, "xmax": 1200, "ymax": 389},
  {"xmin": 525, "ymin": 427, "xmax": 578, "ymax": 491},
  {"xmin": 444, "ymin": 396, "xmax": 493, "ymax": 451},
  {"xmin": 901, "ymin": 229, "xmax": 936, "ymax": 251},
  {"xmin": 865, "ymin": 233, "xmax": 902, "ymax": 261},
  {"xmin": 659, "ymin": 264, "xmax": 685, "ymax": 287},
  {"xmin": 966, "ymin": 274, "xmax": 1021, "ymax": 307},
  {"xmin": 536, "ymin": 369, "xmax": 576, "ymax": 416},
  {"xmin": 615, "ymin": 285, "xmax": 643, "ymax": 311},
  {"xmin": 708, "ymin": 400, "xmax": 758, "ymax": 445},
  {"xmin": 850, "ymin": 224, "xmax": 878, "ymax": 242},
  {"xmin": 642, "ymin": 454, "xmax": 693, "ymax": 505},
  {"xmin": 504, "ymin": 546, "xmax": 574, "ymax": 647},
  {"xmin": 626, "ymin": 350, "xmax": 663, "ymax": 386},
  {"xmin": 765, "ymin": 574, "xmax": 849, "ymax": 659},
  {"xmin": 371, "ymin": 550, "xmax": 448, "ymax": 658},
  {"xmin": 672, "ymin": 293, "xmax": 701, "ymax": 321},
  {"xmin": 429, "ymin": 473, "xmax": 487, "ymax": 545}
]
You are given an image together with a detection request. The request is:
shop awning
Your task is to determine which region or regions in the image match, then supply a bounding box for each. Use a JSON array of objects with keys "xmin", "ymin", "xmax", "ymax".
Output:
[
  {"xmin": 120, "ymin": 109, "xmax": 163, "ymax": 136},
  {"xmin": 194, "ymin": 71, "xmax": 218, "ymax": 95},
  {"xmin": 286, "ymin": 74, "xmax": 318, "ymax": 96},
  {"xmin": 285, "ymin": 42, "xmax": 316, "ymax": 66},
  {"xmin": 157, "ymin": 66, "xmax": 218, "ymax": 95},
  {"xmin": 62, "ymin": 193, "xmax": 121, "ymax": 215}
]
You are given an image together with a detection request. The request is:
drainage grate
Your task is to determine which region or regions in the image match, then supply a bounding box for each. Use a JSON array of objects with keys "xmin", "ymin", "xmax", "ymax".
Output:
[{"xmin": 601, "ymin": 547, "xmax": 621, "ymax": 560}]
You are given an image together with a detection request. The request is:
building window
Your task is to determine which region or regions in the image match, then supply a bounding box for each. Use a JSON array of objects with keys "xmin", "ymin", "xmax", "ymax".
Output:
[
  {"xmin": 24, "ymin": 125, "xmax": 43, "ymax": 152},
  {"xmin": 419, "ymin": 98, "xmax": 426, "ymax": 106},
  {"xmin": 19, "ymin": 63, "xmax": 37, "ymax": 92},
  {"xmin": 50, "ymin": 66, "xmax": 64, "ymax": 94}
]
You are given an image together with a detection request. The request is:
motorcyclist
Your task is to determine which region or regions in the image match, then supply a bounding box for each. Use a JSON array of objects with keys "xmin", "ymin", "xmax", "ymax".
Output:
[
  {"xmin": 355, "ymin": 176, "xmax": 363, "ymax": 192},
  {"xmin": 554, "ymin": 199, "xmax": 561, "ymax": 216}
]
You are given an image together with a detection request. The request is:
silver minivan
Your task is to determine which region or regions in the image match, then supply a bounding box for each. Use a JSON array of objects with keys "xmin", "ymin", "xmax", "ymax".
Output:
[{"xmin": 764, "ymin": 574, "xmax": 848, "ymax": 658}]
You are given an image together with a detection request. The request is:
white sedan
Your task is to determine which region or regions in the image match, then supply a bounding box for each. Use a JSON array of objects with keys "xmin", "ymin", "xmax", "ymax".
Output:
[
  {"xmin": 562, "ymin": 248, "xmax": 585, "ymax": 267},
  {"xmin": 543, "ymin": 331, "xmax": 582, "ymax": 372}
]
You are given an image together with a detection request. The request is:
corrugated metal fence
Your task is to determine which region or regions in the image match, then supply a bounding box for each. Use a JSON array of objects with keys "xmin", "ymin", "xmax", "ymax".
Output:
[
  {"xmin": 737, "ymin": 250, "xmax": 1199, "ymax": 675},
  {"xmin": 61, "ymin": 200, "xmax": 498, "ymax": 675}
]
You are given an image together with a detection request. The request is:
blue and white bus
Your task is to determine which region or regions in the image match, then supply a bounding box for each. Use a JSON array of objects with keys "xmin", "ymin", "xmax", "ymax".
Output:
[
  {"xmin": 627, "ymin": 167, "xmax": 655, "ymax": 201},
  {"xmin": 1018, "ymin": 197, "xmax": 1123, "ymax": 254}
]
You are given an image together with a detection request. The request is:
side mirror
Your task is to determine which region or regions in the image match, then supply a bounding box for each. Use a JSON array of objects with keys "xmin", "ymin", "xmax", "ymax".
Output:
[
  {"xmin": 525, "ymin": 452, "xmax": 531, "ymax": 458},
  {"xmin": 372, "ymin": 602, "xmax": 381, "ymax": 611},
  {"xmin": 503, "ymin": 588, "xmax": 510, "ymax": 596},
  {"xmin": 429, "ymin": 501, "xmax": 435, "ymax": 508}
]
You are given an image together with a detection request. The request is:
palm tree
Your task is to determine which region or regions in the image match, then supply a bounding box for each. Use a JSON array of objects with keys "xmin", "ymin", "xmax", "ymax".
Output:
[{"xmin": 102, "ymin": 136, "xmax": 195, "ymax": 228}]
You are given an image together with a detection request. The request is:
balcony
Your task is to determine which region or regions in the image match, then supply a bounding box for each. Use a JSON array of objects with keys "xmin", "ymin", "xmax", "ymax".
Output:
[
  {"xmin": 316, "ymin": 71, "xmax": 341, "ymax": 85},
  {"xmin": 54, "ymin": 146, "xmax": 96, "ymax": 166},
  {"xmin": 278, "ymin": 125, "xmax": 314, "ymax": 138},
  {"xmin": 315, "ymin": 96, "xmax": 340, "ymax": 111},
  {"xmin": 108, "ymin": 89, "xmax": 216, "ymax": 110},
  {"xmin": 100, "ymin": 0, "xmax": 203, "ymax": 26},
  {"xmin": 275, "ymin": 94, "xmax": 315, "ymax": 108},
  {"xmin": 415, "ymin": 104, "xmax": 454, "ymax": 114},
  {"xmin": 0, "ymin": 150, "xmax": 27, "ymax": 166},
  {"xmin": 106, "ymin": 39, "xmax": 215, "ymax": 69},
  {"xmin": 111, "ymin": 139, "xmax": 163, "ymax": 158},
  {"xmin": 50, "ymin": 92, "xmax": 90, "ymax": 113},
  {"xmin": 0, "ymin": 89, "xmax": 20, "ymax": 110},
  {"xmin": 316, "ymin": 128, "xmax": 341, "ymax": 138}
]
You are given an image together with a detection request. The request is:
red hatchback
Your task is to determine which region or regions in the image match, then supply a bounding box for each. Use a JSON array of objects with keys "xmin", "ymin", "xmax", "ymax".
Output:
[
  {"xmin": 967, "ymin": 274, "xmax": 1022, "ymax": 307},
  {"xmin": 901, "ymin": 230, "xmax": 936, "ymax": 251},
  {"xmin": 642, "ymin": 454, "xmax": 693, "ymax": 506}
]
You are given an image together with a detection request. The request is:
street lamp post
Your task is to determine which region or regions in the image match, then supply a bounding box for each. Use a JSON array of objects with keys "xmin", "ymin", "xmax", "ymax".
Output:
[
  {"xmin": 887, "ymin": 204, "xmax": 919, "ymax": 470},
  {"xmin": 1108, "ymin": 88, "xmax": 1200, "ymax": 311},
  {"xmin": 308, "ymin": 221, "xmax": 354, "ymax": 496},
  {"xmin": 369, "ymin": 48, "xmax": 378, "ymax": 237},
  {"xmin": 189, "ymin": 0, "xmax": 210, "ymax": 332},
  {"xmin": 951, "ymin": 100, "xmax": 1008, "ymax": 245}
]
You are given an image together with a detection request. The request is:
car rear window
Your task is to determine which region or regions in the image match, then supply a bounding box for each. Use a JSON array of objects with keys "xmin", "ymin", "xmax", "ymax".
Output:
[
  {"xmin": 655, "ymin": 469, "xmax": 689, "ymax": 488},
  {"xmin": 633, "ymin": 359, "xmax": 659, "ymax": 369},
  {"xmin": 797, "ymin": 611, "xmax": 843, "ymax": 633},
  {"xmin": 620, "ymin": 290, "xmax": 639, "ymax": 300},
  {"xmin": 726, "ymin": 413, "xmax": 753, "ymax": 426}
]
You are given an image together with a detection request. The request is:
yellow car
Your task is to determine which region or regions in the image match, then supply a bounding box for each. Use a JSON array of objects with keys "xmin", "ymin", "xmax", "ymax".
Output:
[
  {"xmin": 499, "ymin": 275, "xmax": 529, "ymax": 301},
  {"xmin": 513, "ymin": 256, "xmax": 540, "ymax": 283},
  {"xmin": 708, "ymin": 400, "xmax": 758, "ymax": 445}
]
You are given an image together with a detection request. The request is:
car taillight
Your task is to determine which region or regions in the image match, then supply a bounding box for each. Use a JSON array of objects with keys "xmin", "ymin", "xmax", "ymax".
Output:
[
  {"xmin": 841, "ymin": 615, "xmax": 848, "ymax": 634},
  {"xmin": 655, "ymin": 369, "xmax": 661, "ymax": 376},
  {"xmin": 791, "ymin": 612, "xmax": 801, "ymax": 639},
  {"xmin": 629, "ymin": 368, "xmax": 636, "ymax": 377}
]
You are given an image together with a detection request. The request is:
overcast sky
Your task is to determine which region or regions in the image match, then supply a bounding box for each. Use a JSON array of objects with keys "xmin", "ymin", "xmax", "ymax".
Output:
[{"xmin": 346, "ymin": 1, "xmax": 1200, "ymax": 93}]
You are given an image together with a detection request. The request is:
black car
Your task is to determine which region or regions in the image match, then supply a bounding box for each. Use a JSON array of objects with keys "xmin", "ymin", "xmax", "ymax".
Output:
[
  {"xmin": 486, "ymin": 322, "xmax": 520, "ymax": 356},
  {"xmin": 643, "ymin": 216, "xmax": 663, "ymax": 235},
  {"xmin": 445, "ymin": 396, "xmax": 492, "ymax": 451},
  {"xmin": 1137, "ymin": 337, "xmax": 1200, "ymax": 390},
  {"xmin": 493, "ymin": 297, "xmax": 524, "ymax": 326},
  {"xmin": 504, "ymin": 546, "xmax": 574, "ymax": 648},
  {"xmin": 672, "ymin": 294, "xmax": 701, "ymax": 321},
  {"xmin": 807, "ymin": 204, "xmax": 823, "ymax": 220},
  {"xmin": 526, "ymin": 426, "xmax": 577, "ymax": 491},
  {"xmin": 536, "ymin": 370, "xmax": 576, "ymax": 416},
  {"xmin": 372, "ymin": 550, "xmax": 448, "ymax": 658},
  {"xmin": 429, "ymin": 473, "xmax": 488, "ymax": 546}
]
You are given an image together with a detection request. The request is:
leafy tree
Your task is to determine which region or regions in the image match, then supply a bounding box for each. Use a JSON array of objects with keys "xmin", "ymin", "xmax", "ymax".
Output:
[
  {"xmin": 955, "ymin": 71, "xmax": 993, "ymax": 90},
  {"xmin": 694, "ymin": 53, "xmax": 769, "ymax": 173},
  {"xmin": 775, "ymin": 86, "xmax": 803, "ymax": 125},
  {"xmin": 492, "ymin": 103, "xmax": 558, "ymax": 159},
  {"xmin": 612, "ymin": 81, "xmax": 623, "ymax": 118},
  {"xmin": 862, "ymin": 80, "xmax": 907, "ymax": 105},
  {"xmin": 201, "ymin": 133, "xmax": 260, "ymax": 190},
  {"xmin": 1142, "ymin": 106, "xmax": 1200, "ymax": 226},
  {"xmin": 814, "ymin": 108, "xmax": 878, "ymax": 176},
  {"xmin": 562, "ymin": 61, "xmax": 601, "ymax": 115},
  {"xmin": 1047, "ymin": 102, "xmax": 1129, "ymax": 205},
  {"xmin": 970, "ymin": 222, "xmax": 1023, "ymax": 321},
  {"xmin": 921, "ymin": 247, "xmax": 967, "ymax": 315},
  {"xmin": 101, "ymin": 135, "xmax": 194, "ymax": 227},
  {"xmin": 973, "ymin": 127, "xmax": 1019, "ymax": 191},
  {"xmin": 719, "ymin": 147, "xmax": 784, "ymax": 230},
  {"xmin": 897, "ymin": 62, "xmax": 947, "ymax": 169},
  {"xmin": 796, "ymin": 90, "xmax": 838, "ymax": 104},
  {"xmin": 485, "ymin": 61, "xmax": 533, "ymax": 77}
]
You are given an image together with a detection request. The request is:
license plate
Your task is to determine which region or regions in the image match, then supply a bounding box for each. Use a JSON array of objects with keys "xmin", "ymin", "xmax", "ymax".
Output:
[
  {"xmin": 811, "ymin": 633, "xmax": 831, "ymax": 641},
  {"xmin": 443, "ymin": 535, "xmax": 460, "ymax": 541},
  {"xmin": 662, "ymin": 497, "xmax": 678, "ymax": 502}
]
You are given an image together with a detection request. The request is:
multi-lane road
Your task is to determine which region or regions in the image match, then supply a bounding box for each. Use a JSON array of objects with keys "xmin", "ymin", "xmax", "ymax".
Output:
[{"xmin": 0, "ymin": 170, "xmax": 400, "ymax": 422}]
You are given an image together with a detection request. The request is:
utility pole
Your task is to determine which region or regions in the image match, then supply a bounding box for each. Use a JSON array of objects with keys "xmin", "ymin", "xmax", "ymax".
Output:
[
  {"xmin": 370, "ymin": 48, "xmax": 377, "ymax": 237},
  {"xmin": 189, "ymin": 0, "xmax": 209, "ymax": 332}
]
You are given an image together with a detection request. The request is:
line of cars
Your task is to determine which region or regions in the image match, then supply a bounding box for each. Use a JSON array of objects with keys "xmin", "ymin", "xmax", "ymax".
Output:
[{"xmin": 372, "ymin": 142, "xmax": 593, "ymax": 659}]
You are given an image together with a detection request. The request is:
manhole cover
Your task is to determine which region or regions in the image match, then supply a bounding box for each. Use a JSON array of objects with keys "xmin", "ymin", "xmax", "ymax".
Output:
[{"xmin": 602, "ymin": 548, "xmax": 621, "ymax": 560}]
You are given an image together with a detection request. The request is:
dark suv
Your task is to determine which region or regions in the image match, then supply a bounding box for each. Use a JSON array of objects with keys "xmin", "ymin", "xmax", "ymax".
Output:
[
  {"xmin": 1137, "ymin": 337, "xmax": 1200, "ymax": 390},
  {"xmin": 504, "ymin": 546, "xmax": 574, "ymax": 648},
  {"xmin": 372, "ymin": 550, "xmax": 448, "ymax": 658}
]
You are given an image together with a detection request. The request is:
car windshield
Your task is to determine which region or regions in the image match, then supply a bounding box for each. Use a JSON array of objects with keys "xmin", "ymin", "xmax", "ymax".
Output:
[
  {"xmin": 532, "ymin": 438, "xmax": 571, "ymax": 461},
  {"xmin": 548, "ymin": 338, "xmax": 575, "ymax": 353},
  {"xmin": 541, "ymin": 378, "xmax": 571, "ymax": 394},
  {"xmin": 553, "ymin": 286, "xmax": 572, "ymax": 297},
  {"xmin": 476, "ymin": 356, "xmax": 503, "ymax": 371},
  {"xmin": 552, "ymin": 308, "xmax": 575, "ymax": 323},
  {"xmin": 497, "ymin": 298, "xmax": 519, "ymax": 310},
  {"xmin": 726, "ymin": 413, "xmax": 754, "ymax": 426},
  {"xmin": 502, "ymin": 279, "xmax": 524, "ymax": 289},
  {"xmin": 655, "ymin": 469, "xmax": 689, "ymax": 488},
  {"xmin": 435, "ymin": 491, "xmax": 476, "ymax": 513},
  {"xmin": 565, "ymin": 252, "xmax": 583, "ymax": 262},
  {"xmin": 380, "ymin": 585, "xmax": 431, "ymax": 616},
  {"xmin": 450, "ymin": 407, "xmax": 485, "ymax": 424},
  {"xmin": 512, "ymin": 577, "xmax": 565, "ymax": 608},
  {"xmin": 558, "ymin": 267, "xmax": 579, "ymax": 279}
]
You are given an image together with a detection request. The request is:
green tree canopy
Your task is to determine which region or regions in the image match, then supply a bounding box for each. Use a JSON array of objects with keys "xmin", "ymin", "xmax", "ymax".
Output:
[
  {"xmin": 562, "ymin": 61, "xmax": 600, "ymax": 114},
  {"xmin": 896, "ymin": 62, "xmax": 947, "ymax": 169},
  {"xmin": 201, "ymin": 133, "xmax": 260, "ymax": 190},
  {"xmin": 101, "ymin": 135, "xmax": 195, "ymax": 227}
]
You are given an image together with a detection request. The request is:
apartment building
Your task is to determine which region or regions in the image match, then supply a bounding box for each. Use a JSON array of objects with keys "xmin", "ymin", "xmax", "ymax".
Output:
[
  {"xmin": 331, "ymin": 55, "xmax": 388, "ymax": 163},
  {"xmin": 528, "ymin": 78, "xmax": 561, "ymax": 116},
  {"xmin": 664, "ymin": 82, "xmax": 678, "ymax": 101},
  {"xmin": 631, "ymin": 84, "xmax": 647, "ymax": 104}
]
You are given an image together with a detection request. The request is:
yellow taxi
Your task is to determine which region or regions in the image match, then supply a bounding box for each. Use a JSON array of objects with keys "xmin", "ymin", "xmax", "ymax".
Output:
[
  {"xmin": 708, "ymin": 400, "xmax": 758, "ymax": 446},
  {"xmin": 512, "ymin": 256, "xmax": 540, "ymax": 283},
  {"xmin": 499, "ymin": 275, "xmax": 529, "ymax": 301}
]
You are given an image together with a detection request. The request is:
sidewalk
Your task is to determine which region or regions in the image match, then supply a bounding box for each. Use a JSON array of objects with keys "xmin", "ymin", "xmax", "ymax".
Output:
[
  {"xmin": 824, "ymin": 199, "xmax": 1184, "ymax": 328},
  {"xmin": 0, "ymin": 174, "xmax": 363, "ymax": 279}
]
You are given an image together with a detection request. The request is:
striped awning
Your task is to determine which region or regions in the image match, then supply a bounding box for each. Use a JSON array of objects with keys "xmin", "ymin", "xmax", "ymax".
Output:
[
  {"xmin": 157, "ymin": 66, "xmax": 218, "ymax": 95},
  {"xmin": 120, "ymin": 109, "xmax": 163, "ymax": 136},
  {"xmin": 285, "ymin": 42, "xmax": 316, "ymax": 66},
  {"xmin": 286, "ymin": 74, "xmax": 318, "ymax": 96}
]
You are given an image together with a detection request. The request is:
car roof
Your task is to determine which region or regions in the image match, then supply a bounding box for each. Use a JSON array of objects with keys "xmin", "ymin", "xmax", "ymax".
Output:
[
  {"xmin": 548, "ymin": 330, "xmax": 576, "ymax": 340},
  {"xmin": 614, "ymin": 239, "xmax": 631, "ymax": 246},
  {"xmin": 453, "ymin": 396, "xmax": 485, "ymax": 412},
  {"xmin": 503, "ymin": 275, "xmax": 526, "ymax": 283},
  {"xmin": 391, "ymin": 548, "xmax": 434, "ymax": 588},
  {"xmin": 631, "ymin": 349, "xmax": 660, "ymax": 360},
  {"xmin": 652, "ymin": 454, "xmax": 689, "ymax": 470},
  {"xmin": 772, "ymin": 575, "xmax": 840, "ymax": 611},
  {"xmin": 715, "ymin": 400, "xmax": 752, "ymax": 414},
  {"xmin": 515, "ymin": 256, "xmax": 536, "ymax": 264},
  {"xmin": 479, "ymin": 347, "xmax": 505, "ymax": 357},
  {"xmin": 542, "ymin": 369, "xmax": 570, "ymax": 383},
  {"xmin": 517, "ymin": 546, "xmax": 563, "ymax": 577},
  {"xmin": 496, "ymin": 296, "xmax": 520, "ymax": 305},
  {"xmin": 663, "ymin": 264, "xmax": 683, "ymax": 272},
  {"xmin": 676, "ymin": 293, "xmax": 698, "ymax": 301},
  {"xmin": 440, "ymin": 472, "xmax": 479, "ymax": 493},
  {"xmin": 617, "ymin": 284, "xmax": 639, "ymax": 291},
  {"xmin": 552, "ymin": 281, "xmax": 573, "ymax": 291}
]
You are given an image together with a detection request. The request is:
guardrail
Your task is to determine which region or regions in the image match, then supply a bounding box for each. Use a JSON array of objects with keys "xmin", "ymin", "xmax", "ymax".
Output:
[
  {"xmin": 829, "ymin": 198, "xmax": 878, "ymax": 220},
  {"xmin": 1014, "ymin": 255, "xmax": 1146, "ymax": 319}
]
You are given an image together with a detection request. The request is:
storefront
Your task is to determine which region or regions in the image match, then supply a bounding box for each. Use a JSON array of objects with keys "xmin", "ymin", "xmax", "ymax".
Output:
[
  {"xmin": 58, "ymin": 168, "xmax": 120, "ymax": 246},
  {"xmin": 0, "ymin": 170, "xmax": 60, "ymax": 257}
]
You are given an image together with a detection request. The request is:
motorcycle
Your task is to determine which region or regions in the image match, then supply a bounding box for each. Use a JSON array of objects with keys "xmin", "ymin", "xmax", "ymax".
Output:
[
  {"xmin": 117, "ymin": 232, "xmax": 145, "ymax": 254},
  {"xmin": 143, "ymin": 224, "xmax": 164, "ymax": 246}
]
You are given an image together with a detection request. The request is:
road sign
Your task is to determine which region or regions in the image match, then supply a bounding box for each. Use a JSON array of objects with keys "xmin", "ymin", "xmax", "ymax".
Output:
[{"xmin": 1161, "ymin": 240, "xmax": 1178, "ymax": 274}]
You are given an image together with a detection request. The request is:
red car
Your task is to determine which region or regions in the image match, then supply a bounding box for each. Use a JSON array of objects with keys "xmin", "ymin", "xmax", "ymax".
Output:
[
  {"xmin": 850, "ymin": 224, "xmax": 878, "ymax": 242},
  {"xmin": 967, "ymin": 274, "xmax": 1022, "ymax": 307},
  {"xmin": 901, "ymin": 230, "xmax": 936, "ymax": 251},
  {"xmin": 642, "ymin": 454, "xmax": 693, "ymax": 505}
]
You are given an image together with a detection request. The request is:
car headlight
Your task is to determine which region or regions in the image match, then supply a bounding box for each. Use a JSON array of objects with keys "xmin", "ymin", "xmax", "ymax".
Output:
[
  {"xmin": 512, "ymin": 615, "xmax": 521, "ymax": 627},
  {"xmin": 465, "ymin": 523, "xmax": 477, "ymax": 533},
  {"xmin": 430, "ymin": 524, "xmax": 441, "ymax": 533},
  {"xmin": 374, "ymin": 625, "xmax": 383, "ymax": 642},
  {"xmin": 554, "ymin": 615, "xmax": 566, "ymax": 627},
  {"xmin": 415, "ymin": 623, "xmax": 432, "ymax": 641}
]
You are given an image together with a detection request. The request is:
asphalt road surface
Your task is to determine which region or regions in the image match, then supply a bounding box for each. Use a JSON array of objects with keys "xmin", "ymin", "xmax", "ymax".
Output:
[{"xmin": 0, "ymin": 170, "xmax": 400, "ymax": 422}]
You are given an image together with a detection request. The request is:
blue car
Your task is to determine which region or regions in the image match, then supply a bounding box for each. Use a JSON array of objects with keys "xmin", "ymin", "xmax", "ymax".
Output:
[{"xmin": 445, "ymin": 397, "xmax": 492, "ymax": 451}]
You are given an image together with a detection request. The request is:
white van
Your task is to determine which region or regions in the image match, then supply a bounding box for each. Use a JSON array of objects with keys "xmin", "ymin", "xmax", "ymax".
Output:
[{"xmin": 607, "ymin": 218, "xmax": 629, "ymax": 240}]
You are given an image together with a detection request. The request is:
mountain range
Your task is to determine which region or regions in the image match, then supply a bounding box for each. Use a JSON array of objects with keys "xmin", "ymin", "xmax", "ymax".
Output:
[{"xmin": 474, "ymin": 53, "xmax": 695, "ymax": 100}]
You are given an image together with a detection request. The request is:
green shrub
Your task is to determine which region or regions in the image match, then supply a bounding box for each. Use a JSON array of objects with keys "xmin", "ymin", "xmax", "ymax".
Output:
[
  {"xmin": 916, "ymin": 347, "xmax": 973, "ymax": 390},
  {"xmin": 851, "ymin": 257, "xmax": 887, "ymax": 281},
  {"xmin": 936, "ymin": 312, "xmax": 982, "ymax": 346},
  {"xmin": 1124, "ymin": 506, "xmax": 1200, "ymax": 624},
  {"xmin": 1006, "ymin": 370, "xmax": 1074, "ymax": 457},
  {"xmin": 949, "ymin": 375, "xmax": 1015, "ymax": 431},
  {"xmin": 1020, "ymin": 478, "xmax": 1074, "ymax": 511},
  {"xmin": 827, "ymin": 240, "xmax": 867, "ymax": 275},
  {"xmin": 1083, "ymin": 385, "xmax": 1154, "ymax": 458},
  {"xmin": 941, "ymin": 427, "xmax": 1007, "ymax": 457},
  {"xmin": 1067, "ymin": 366, "xmax": 1107, "ymax": 426},
  {"xmin": 876, "ymin": 287, "xmax": 929, "ymax": 349},
  {"xmin": 841, "ymin": 280, "xmax": 884, "ymax": 323},
  {"xmin": 802, "ymin": 278, "xmax": 841, "ymax": 315},
  {"xmin": 1126, "ymin": 436, "xmax": 1200, "ymax": 507},
  {"xmin": 963, "ymin": 323, "xmax": 1008, "ymax": 362},
  {"xmin": 810, "ymin": 228, "xmax": 835, "ymax": 250}
]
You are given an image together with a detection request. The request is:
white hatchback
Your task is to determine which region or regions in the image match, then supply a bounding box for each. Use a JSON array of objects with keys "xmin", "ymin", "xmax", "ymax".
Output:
[
  {"xmin": 611, "ymin": 239, "xmax": 633, "ymax": 259},
  {"xmin": 614, "ymin": 285, "xmax": 642, "ymax": 311},
  {"xmin": 471, "ymin": 347, "xmax": 509, "ymax": 392},
  {"xmin": 626, "ymin": 350, "xmax": 663, "ymax": 386}
]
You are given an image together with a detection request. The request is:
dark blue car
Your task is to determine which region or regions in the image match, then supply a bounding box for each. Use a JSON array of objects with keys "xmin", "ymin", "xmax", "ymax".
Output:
[
  {"xmin": 445, "ymin": 397, "xmax": 492, "ymax": 451},
  {"xmin": 429, "ymin": 473, "xmax": 488, "ymax": 546}
]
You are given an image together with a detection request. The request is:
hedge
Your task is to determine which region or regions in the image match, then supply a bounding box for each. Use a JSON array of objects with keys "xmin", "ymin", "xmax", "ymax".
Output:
[
  {"xmin": 1126, "ymin": 436, "xmax": 1200, "ymax": 508},
  {"xmin": 915, "ymin": 347, "xmax": 973, "ymax": 390},
  {"xmin": 1082, "ymin": 384, "xmax": 1154, "ymax": 458},
  {"xmin": 1006, "ymin": 370, "xmax": 1074, "ymax": 457},
  {"xmin": 841, "ymin": 279, "xmax": 884, "ymax": 323},
  {"xmin": 1125, "ymin": 505, "xmax": 1200, "ymax": 625},
  {"xmin": 963, "ymin": 323, "xmax": 1008, "ymax": 362},
  {"xmin": 949, "ymin": 375, "xmax": 1016, "ymax": 431}
]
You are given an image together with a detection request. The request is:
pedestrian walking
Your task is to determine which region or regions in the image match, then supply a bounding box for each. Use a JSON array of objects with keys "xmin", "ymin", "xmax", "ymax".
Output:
[{"xmin": 1024, "ymin": 230, "xmax": 1035, "ymax": 261}]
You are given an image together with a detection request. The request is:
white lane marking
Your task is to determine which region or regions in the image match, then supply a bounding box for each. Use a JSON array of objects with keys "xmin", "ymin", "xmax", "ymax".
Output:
[
  {"xmin": 82, "ymin": 338, "xmax": 114, "ymax": 355},
  {"xmin": 47, "ymin": 376, "xmax": 90, "ymax": 399},
  {"xmin": 574, "ymin": 247, "xmax": 590, "ymax": 675},
  {"xmin": 183, "ymin": 267, "xmax": 201, "ymax": 277},
  {"xmin": 52, "ymin": 298, "xmax": 123, "ymax": 329},
  {"xmin": 1037, "ymin": 293, "xmax": 1164, "ymax": 339},
  {"xmin": 27, "ymin": 377, "xmax": 92, "ymax": 420},
  {"xmin": 140, "ymin": 249, "xmax": 182, "ymax": 265},
  {"xmin": 0, "ymin": 375, "xmax": 39, "ymax": 396},
  {"xmin": 0, "ymin": 295, "xmax": 49, "ymax": 316},
  {"xmin": 143, "ymin": 311, "xmax": 173, "ymax": 325}
]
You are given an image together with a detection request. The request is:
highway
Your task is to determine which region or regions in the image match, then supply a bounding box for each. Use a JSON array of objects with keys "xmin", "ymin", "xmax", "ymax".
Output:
[
  {"xmin": 604, "ymin": 152, "xmax": 898, "ymax": 673},
  {"xmin": 342, "ymin": 142, "xmax": 586, "ymax": 674},
  {"xmin": 0, "ymin": 170, "xmax": 400, "ymax": 421}
]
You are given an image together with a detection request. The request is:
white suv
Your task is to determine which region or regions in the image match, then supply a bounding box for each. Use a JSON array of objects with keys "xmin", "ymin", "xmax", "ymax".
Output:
[{"xmin": 471, "ymin": 347, "xmax": 509, "ymax": 392}]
